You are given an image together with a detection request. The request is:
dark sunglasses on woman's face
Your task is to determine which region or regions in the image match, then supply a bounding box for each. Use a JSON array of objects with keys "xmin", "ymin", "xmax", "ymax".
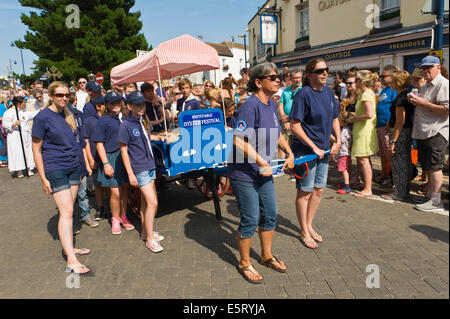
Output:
[
  {"xmin": 259, "ymin": 74, "xmax": 280, "ymax": 81},
  {"xmin": 312, "ymin": 67, "xmax": 329, "ymax": 74},
  {"xmin": 174, "ymin": 92, "xmax": 183, "ymax": 95},
  {"xmin": 79, "ymin": 81, "xmax": 86, "ymax": 84},
  {"xmin": 53, "ymin": 93, "xmax": 70, "ymax": 98}
]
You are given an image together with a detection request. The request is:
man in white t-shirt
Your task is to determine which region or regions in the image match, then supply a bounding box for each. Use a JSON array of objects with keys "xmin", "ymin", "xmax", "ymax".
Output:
[{"xmin": 76, "ymin": 78, "xmax": 89, "ymax": 112}]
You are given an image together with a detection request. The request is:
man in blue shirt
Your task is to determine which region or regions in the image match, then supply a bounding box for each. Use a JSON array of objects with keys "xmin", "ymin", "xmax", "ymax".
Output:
[{"xmin": 376, "ymin": 65, "xmax": 399, "ymax": 185}]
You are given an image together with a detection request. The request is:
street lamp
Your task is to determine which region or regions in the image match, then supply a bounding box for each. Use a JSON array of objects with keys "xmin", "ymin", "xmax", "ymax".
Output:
[
  {"xmin": 10, "ymin": 42, "xmax": 25, "ymax": 75},
  {"xmin": 237, "ymin": 34, "xmax": 248, "ymax": 68}
]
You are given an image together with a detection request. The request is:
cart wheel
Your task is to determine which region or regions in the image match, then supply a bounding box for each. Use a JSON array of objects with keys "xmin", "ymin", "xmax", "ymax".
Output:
[
  {"xmin": 194, "ymin": 175, "xmax": 230, "ymax": 199},
  {"xmin": 128, "ymin": 187, "xmax": 142, "ymax": 218}
]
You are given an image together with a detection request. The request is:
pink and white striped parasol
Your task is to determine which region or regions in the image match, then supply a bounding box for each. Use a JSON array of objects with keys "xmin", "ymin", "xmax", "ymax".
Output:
[{"xmin": 110, "ymin": 34, "xmax": 220, "ymax": 85}]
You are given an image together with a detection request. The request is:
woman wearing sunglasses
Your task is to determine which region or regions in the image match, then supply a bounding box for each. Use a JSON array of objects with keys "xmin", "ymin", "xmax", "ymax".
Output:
[
  {"xmin": 32, "ymin": 81, "xmax": 91, "ymax": 275},
  {"xmin": 228, "ymin": 62, "xmax": 294, "ymax": 284},
  {"xmin": 289, "ymin": 58, "xmax": 341, "ymax": 249}
]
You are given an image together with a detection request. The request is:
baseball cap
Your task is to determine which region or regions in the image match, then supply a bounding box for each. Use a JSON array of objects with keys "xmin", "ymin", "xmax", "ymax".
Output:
[
  {"xmin": 92, "ymin": 94, "xmax": 105, "ymax": 105},
  {"xmin": 86, "ymin": 81, "xmax": 102, "ymax": 93},
  {"xmin": 420, "ymin": 55, "xmax": 441, "ymax": 67},
  {"xmin": 104, "ymin": 91, "xmax": 123, "ymax": 103},
  {"xmin": 126, "ymin": 91, "xmax": 147, "ymax": 104}
]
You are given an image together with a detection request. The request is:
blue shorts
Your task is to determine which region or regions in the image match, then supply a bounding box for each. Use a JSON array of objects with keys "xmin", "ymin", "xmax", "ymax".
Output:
[
  {"xmin": 97, "ymin": 150, "xmax": 127, "ymax": 188},
  {"xmin": 230, "ymin": 178, "xmax": 278, "ymax": 239},
  {"xmin": 295, "ymin": 154, "xmax": 329, "ymax": 193},
  {"xmin": 45, "ymin": 167, "xmax": 81, "ymax": 194},
  {"xmin": 136, "ymin": 170, "xmax": 156, "ymax": 187}
]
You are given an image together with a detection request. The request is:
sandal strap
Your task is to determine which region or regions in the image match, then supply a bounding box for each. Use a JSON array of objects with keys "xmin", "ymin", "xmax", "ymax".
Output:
[{"xmin": 240, "ymin": 264, "xmax": 258, "ymax": 276}]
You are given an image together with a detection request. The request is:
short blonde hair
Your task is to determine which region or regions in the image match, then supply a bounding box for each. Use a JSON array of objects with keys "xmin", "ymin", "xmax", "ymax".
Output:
[
  {"xmin": 356, "ymin": 70, "xmax": 379, "ymax": 89},
  {"xmin": 391, "ymin": 71, "xmax": 410, "ymax": 92}
]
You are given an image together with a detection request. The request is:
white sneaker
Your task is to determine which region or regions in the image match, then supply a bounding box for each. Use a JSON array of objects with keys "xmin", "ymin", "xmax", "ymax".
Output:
[
  {"xmin": 415, "ymin": 200, "xmax": 445, "ymax": 212},
  {"xmin": 28, "ymin": 170, "xmax": 34, "ymax": 176},
  {"xmin": 17, "ymin": 172, "xmax": 24, "ymax": 178},
  {"xmin": 146, "ymin": 239, "xmax": 164, "ymax": 253}
]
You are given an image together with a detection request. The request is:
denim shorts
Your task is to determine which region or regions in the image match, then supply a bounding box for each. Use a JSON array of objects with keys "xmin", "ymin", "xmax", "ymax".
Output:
[
  {"xmin": 230, "ymin": 178, "xmax": 278, "ymax": 239},
  {"xmin": 295, "ymin": 154, "xmax": 329, "ymax": 192},
  {"xmin": 136, "ymin": 170, "xmax": 156, "ymax": 187},
  {"xmin": 45, "ymin": 166, "xmax": 81, "ymax": 194}
]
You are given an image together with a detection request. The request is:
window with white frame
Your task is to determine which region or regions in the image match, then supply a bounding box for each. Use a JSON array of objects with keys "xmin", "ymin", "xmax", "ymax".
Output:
[{"xmin": 299, "ymin": 8, "xmax": 309, "ymax": 39}]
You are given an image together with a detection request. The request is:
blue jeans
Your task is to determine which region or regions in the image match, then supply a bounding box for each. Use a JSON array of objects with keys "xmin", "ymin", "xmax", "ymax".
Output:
[
  {"xmin": 230, "ymin": 178, "xmax": 278, "ymax": 239},
  {"xmin": 78, "ymin": 176, "xmax": 91, "ymax": 220},
  {"xmin": 295, "ymin": 155, "xmax": 329, "ymax": 192}
]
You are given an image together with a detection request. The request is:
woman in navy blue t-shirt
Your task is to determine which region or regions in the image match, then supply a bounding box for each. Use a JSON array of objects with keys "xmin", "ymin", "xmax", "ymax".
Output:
[
  {"xmin": 32, "ymin": 81, "xmax": 91, "ymax": 276},
  {"xmin": 289, "ymin": 58, "xmax": 341, "ymax": 249},
  {"xmin": 228, "ymin": 63, "xmax": 294, "ymax": 284},
  {"xmin": 119, "ymin": 91, "xmax": 168, "ymax": 253}
]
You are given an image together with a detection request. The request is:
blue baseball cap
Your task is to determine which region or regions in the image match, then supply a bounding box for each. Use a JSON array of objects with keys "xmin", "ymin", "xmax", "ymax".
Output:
[
  {"xmin": 86, "ymin": 81, "xmax": 102, "ymax": 93},
  {"xmin": 126, "ymin": 91, "xmax": 147, "ymax": 104},
  {"xmin": 92, "ymin": 94, "xmax": 105, "ymax": 105},
  {"xmin": 420, "ymin": 55, "xmax": 441, "ymax": 67},
  {"xmin": 104, "ymin": 91, "xmax": 123, "ymax": 103}
]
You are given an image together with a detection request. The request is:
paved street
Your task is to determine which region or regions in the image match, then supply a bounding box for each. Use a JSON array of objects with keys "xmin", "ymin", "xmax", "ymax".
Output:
[{"xmin": 0, "ymin": 158, "xmax": 448, "ymax": 299}]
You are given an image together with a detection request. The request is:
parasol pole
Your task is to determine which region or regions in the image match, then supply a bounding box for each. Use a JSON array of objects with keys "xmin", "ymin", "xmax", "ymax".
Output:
[
  {"xmin": 220, "ymin": 79, "xmax": 227, "ymax": 128},
  {"xmin": 156, "ymin": 56, "xmax": 168, "ymax": 138}
]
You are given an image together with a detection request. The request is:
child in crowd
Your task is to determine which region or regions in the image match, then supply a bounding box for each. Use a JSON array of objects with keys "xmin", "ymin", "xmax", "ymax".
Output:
[
  {"xmin": 119, "ymin": 91, "xmax": 167, "ymax": 253},
  {"xmin": 337, "ymin": 109, "xmax": 353, "ymax": 194},
  {"xmin": 222, "ymin": 97, "xmax": 236, "ymax": 128},
  {"xmin": 85, "ymin": 94, "xmax": 106, "ymax": 221},
  {"xmin": 93, "ymin": 91, "xmax": 132, "ymax": 235}
]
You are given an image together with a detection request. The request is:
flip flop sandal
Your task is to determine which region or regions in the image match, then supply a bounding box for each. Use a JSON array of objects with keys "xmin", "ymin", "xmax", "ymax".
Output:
[
  {"xmin": 299, "ymin": 236, "xmax": 318, "ymax": 249},
  {"xmin": 310, "ymin": 231, "xmax": 323, "ymax": 243},
  {"xmin": 258, "ymin": 256, "xmax": 287, "ymax": 273},
  {"xmin": 62, "ymin": 248, "xmax": 92, "ymax": 257},
  {"xmin": 65, "ymin": 264, "xmax": 90, "ymax": 276},
  {"xmin": 237, "ymin": 264, "xmax": 263, "ymax": 284}
]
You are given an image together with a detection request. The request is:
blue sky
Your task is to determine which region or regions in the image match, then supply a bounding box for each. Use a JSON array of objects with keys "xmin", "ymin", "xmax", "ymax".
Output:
[{"xmin": 0, "ymin": 0, "xmax": 265, "ymax": 77}]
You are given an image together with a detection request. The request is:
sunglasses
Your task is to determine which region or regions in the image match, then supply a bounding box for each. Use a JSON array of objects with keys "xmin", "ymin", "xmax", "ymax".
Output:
[
  {"xmin": 380, "ymin": 74, "xmax": 391, "ymax": 78},
  {"xmin": 259, "ymin": 74, "xmax": 280, "ymax": 81},
  {"xmin": 174, "ymin": 92, "xmax": 183, "ymax": 95},
  {"xmin": 78, "ymin": 81, "xmax": 87, "ymax": 84},
  {"xmin": 346, "ymin": 81, "xmax": 355, "ymax": 85},
  {"xmin": 312, "ymin": 67, "xmax": 329, "ymax": 74},
  {"xmin": 53, "ymin": 93, "xmax": 70, "ymax": 98}
]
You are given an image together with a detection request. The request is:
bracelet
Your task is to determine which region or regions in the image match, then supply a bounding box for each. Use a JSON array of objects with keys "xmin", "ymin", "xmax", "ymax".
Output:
[
  {"xmin": 103, "ymin": 162, "xmax": 110, "ymax": 166},
  {"xmin": 285, "ymin": 152, "xmax": 293, "ymax": 157}
]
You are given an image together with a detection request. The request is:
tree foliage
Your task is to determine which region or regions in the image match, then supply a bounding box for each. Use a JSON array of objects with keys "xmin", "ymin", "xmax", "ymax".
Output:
[{"xmin": 16, "ymin": 0, "xmax": 150, "ymax": 88}]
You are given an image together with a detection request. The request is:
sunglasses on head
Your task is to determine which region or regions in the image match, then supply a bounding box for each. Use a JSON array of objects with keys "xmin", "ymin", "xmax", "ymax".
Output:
[
  {"xmin": 53, "ymin": 93, "xmax": 70, "ymax": 98},
  {"xmin": 312, "ymin": 67, "xmax": 329, "ymax": 74},
  {"xmin": 259, "ymin": 74, "xmax": 280, "ymax": 81}
]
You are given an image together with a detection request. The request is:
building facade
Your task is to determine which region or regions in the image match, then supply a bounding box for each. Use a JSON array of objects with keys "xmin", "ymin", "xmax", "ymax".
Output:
[
  {"xmin": 186, "ymin": 41, "xmax": 249, "ymax": 86},
  {"xmin": 248, "ymin": 0, "xmax": 449, "ymax": 74}
]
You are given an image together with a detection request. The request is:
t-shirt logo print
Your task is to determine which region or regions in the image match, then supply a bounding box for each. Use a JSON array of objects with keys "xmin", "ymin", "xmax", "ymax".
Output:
[
  {"xmin": 132, "ymin": 128, "xmax": 140, "ymax": 137},
  {"xmin": 236, "ymin": 120, "xmax": 248, "ymax": 132}
]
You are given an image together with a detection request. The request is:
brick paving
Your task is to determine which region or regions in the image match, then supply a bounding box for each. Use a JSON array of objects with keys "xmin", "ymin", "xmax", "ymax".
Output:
[{"xmin": 0, "ymin": 159, "xmax": 448, "ymax": 299}]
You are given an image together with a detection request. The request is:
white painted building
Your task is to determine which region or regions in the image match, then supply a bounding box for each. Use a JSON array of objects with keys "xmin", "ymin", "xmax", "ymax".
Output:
[{"xmin": 186, "ymin": 41, "xmax": 249, "ymax": 86}]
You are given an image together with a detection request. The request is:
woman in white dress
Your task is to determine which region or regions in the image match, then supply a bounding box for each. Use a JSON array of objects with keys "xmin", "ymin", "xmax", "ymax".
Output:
[{"xmin": 2, "ymin": 96, "xmax": 42, "ymax": 177}]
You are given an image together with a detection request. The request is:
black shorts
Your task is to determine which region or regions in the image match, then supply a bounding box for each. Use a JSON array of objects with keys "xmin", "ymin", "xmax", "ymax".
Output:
[{"xmin": 417, "ymin": 133, "xmax": 448, "ymax": 171}]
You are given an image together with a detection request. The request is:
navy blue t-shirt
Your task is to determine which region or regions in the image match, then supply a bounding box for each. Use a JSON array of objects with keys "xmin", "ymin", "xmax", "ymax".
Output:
[
  {"xmin": 227, "ymin": 95, "xmax": 281, "ymax": 183},
  {"xmin": 177, "ymin": 97, "xmax": 201, "ymax": 113},
  {"xmin": 93, "ymin": 113, "xmax": 122, "ymax": 153},
  {"xmin": 83, "ymin": 101, "xmax": 97, "ymax": 119},
  {"xmin": 31, "ymin": 108, "xmax": 79, "ymax": 173},
  {"xmin": 289, "ymin": 85, "xmax": 339, "ymax": 154},
  {"xmin": 145, "ymin": 102, "xmax": 163, "ymax": 132},
  {"xmin": 85, "ymin": 114, "xmax": 100, "ymax": 161},
  {"xmin": 119, "ymin": 113, "xmax": 156, "ymax": 175}
]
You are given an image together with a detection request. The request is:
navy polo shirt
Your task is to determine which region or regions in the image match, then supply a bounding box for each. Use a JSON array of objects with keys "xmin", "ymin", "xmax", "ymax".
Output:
[
  {"xmin": 83, "ymin": 101, "xmax": 97, "ymax": 119},
  {"xmin": 93, "ymin": 113, "xmax": 122, "ymax": 153},
  {"xmin": 118, "ymin": 113, "xmax": 156, "ymax": 175},
  {"xmin": 289, "ymin": 85, "xmax": 339, "ymax": 155},
  {"xmin": 227, "ymin": 95, "xmax": 281, "ymax": 183},
  {"xmin": 85, "ymin": 114, "xmax": 100, "ymax": 161},
  {"xmin": 177, "ymin": 97, "xmax": 201, "ymax": 113},
  {"xmin": 31, "ymin": 108, "xmax": 79, "ymax": 173}
]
